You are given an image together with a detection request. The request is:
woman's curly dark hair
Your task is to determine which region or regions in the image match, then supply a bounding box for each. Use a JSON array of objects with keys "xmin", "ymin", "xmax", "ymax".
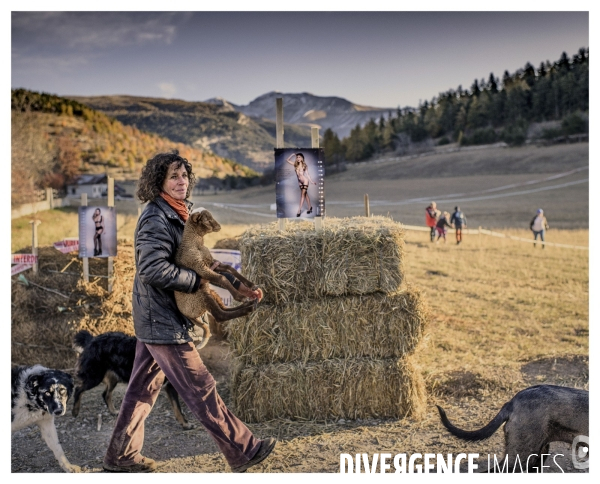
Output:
[{"xmin": 136, "ymin": 150, "xmax": 196, "ymax": 203}]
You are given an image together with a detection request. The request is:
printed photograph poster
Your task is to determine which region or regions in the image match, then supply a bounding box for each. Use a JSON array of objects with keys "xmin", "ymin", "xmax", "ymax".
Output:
[
  {"xmin": 275, "ymin": 148, "xmax": 324, "ymax": 219},
  {"xmin": 78, "ymin": 206, "xmax": 117, "ymax": 258}
]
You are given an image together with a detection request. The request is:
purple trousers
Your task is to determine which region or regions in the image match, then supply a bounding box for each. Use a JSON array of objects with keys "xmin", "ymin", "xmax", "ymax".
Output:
[{"xmin": 104, "ymin": 340, "xmax": 260, "ymax": 469}]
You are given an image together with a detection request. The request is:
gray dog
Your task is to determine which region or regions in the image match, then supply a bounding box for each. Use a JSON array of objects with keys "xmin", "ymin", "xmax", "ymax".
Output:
[{"xmin": 436, "ymin": 384, "xmax": 589, "ymax": 473}]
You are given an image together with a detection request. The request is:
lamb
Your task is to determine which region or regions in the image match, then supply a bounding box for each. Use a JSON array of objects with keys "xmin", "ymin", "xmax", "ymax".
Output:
[{"xmin": 174, "ymin": 209, "xmax": 260, "ymax": 349}]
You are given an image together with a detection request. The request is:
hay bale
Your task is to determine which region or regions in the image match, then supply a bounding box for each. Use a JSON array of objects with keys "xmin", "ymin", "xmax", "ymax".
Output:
[
  {"xmin": 213, "ymin": 237, "xmax": 241, "ymax": 250},
  {"xmin": 230, "ymin": 356, "xmax": 426, "ymax": 422},
  {"xmin": 227, "ymin": 284, "xmax": 427, "ymax": 366},
  {"xmin": 240, "ymin": 216, "xmax": 405, "ymax": 304}
]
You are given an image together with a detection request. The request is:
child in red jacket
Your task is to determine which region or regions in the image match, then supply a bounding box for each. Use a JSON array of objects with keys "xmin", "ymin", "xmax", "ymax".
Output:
[{"xmin": 425, "ymin": 202, "xmax": 440, "ymax": 243}]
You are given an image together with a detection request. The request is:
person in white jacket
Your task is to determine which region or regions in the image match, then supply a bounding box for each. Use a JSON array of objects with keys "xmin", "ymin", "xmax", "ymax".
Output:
[{"xmin": 530, "ymin": 209, "xmax": 550, "ymax": 248}]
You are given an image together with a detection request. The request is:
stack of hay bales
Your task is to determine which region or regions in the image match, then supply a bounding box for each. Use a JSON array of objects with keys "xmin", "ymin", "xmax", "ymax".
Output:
[{"xmin": 228, "ymin": 217, "xmax": 428, "ymax": 422}]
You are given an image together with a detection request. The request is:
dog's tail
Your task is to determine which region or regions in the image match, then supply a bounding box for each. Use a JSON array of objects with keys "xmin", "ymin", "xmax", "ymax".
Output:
[
  {"xmin": 72, "ymin": 330, "xmax": 94, "ymax": 354},
  {"xmin": 436, "ymin": 401, "xmax": 513, "ymax": 441}
]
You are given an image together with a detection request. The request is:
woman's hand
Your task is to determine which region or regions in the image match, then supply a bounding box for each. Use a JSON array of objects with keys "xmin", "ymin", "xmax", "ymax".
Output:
[{"xmin": 238, "ymin": 284, "xmax": 263, "ymax": 302}]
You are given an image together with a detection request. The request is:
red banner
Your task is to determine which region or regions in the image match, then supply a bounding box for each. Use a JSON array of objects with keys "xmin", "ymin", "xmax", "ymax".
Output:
[
  {"xmin": 53, "ymin": 238, "xmax": 79, "ymax": 254},
  {"xmin": 11, "ymin": 254, "xmax": 38, "ymax": 265}
]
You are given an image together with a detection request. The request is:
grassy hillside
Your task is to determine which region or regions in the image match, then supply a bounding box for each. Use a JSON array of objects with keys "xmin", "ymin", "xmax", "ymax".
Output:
[
  {"xmin": 11, "ymin": 89, "xmax": 257, "ymax": 204},
  {"xmin": 334, "ymin": 142, "xmax": 589, "ymax": 181},
  {"xmin": 71, "ymin": 95, "xmax": 313, "ymax": 171}
]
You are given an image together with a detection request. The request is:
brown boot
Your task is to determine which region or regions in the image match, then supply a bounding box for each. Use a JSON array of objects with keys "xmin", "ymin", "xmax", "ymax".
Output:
[
  {"xmin": 103, "ymin": 456, "xmax": 157, "ymax": 473},
  {"xmin": 231, "ymin": 438, "xmax": 277, "ymax": 473}
]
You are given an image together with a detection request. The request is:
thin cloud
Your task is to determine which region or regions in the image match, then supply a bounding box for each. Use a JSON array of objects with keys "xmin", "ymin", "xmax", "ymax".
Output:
[
  {"xmin": 158, "ymin": 82, "xmax": 177, "ymax": 98},
  {"xmin": 12, "ymin": 52, "xmax": 90, "ymax": 69},
  {"xmin": 12, "ymin": 12, "xmax": 188, "ymax": 51}
]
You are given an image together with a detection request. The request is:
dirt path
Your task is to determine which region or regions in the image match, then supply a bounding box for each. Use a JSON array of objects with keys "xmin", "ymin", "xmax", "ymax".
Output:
[{"xmin": 11, "ymin": 341, "xmax": 588, "ymax": 474}]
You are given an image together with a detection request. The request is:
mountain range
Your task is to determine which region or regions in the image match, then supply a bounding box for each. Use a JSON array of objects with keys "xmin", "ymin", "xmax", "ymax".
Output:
[
  {"xmin": 72, "ymin": 92, "xmax": 393, "ymax": 171},
  {"xmin": 207, "ymin": 91, "xmax": 394, "ymax": 139}
]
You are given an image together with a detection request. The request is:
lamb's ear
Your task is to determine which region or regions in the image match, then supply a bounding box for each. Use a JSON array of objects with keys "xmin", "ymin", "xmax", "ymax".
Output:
[
  {"xmin": 190, "ymin": 212, "xmax": 203, "ymax": 224},
  {"xmin": 200, "ymin": 211, "xmax": 213, "ymax": 227}
]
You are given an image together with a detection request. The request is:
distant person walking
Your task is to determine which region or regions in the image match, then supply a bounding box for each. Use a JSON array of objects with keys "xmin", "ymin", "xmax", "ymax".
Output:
[
  {"xmin": 530, "ymin": 209, "xmax": 549, "ymax": 248},
  {"xmin": 435, "ymin": 211, "xmax": 453, "ymax": 244},
  {"xmin": 450, "ymin": 206, "xmax": 467, "ymax": 245},
  {"xmin": 425, "ymin": 202, "xmax": 440, "ymax": 242}
]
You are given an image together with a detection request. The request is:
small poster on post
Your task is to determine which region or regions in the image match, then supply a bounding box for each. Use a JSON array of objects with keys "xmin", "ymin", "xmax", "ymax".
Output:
[
  {"xmin": 78, "ymin": 206, "xmax": 117, "ymax": 258},
  {"xmin": 274, "ymin": 148, "xmax": 325, "ymax": 219}
]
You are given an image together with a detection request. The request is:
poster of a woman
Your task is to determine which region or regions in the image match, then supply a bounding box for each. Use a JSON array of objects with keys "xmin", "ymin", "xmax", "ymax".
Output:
[
  {"xmin": 92, "ymin": 208, "xmax": 104, "ymax": 256},
  {"xmin": 78, "ymin": 206, "xmax": 117, "ymax": 258},
  {"xmin": 275, "ymin": 148, "xmax": 324, "ymax": 219}
]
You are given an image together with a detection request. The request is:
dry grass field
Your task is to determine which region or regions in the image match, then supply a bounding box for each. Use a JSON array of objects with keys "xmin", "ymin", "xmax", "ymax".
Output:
[{"xmin": 10, "ymin": 220, "xmax": 588, "ymax": 473}]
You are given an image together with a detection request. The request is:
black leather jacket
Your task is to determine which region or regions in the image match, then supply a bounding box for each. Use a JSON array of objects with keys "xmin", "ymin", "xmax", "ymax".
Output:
[{"xmin": 132, "ymin": 197, "xmax": 199, "ymax": 344}]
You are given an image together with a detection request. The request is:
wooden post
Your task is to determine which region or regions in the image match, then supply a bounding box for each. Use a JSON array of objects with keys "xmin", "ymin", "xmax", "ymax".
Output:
[
  {"xmin": 276, "ymin": 98, "xmax": 284, "ymax": 149},
  {"xmin": 311, "ymin": 126, "xmax": 319, "ymax": 149},
  {"xmin": 276, "ymin": 98, "xmax": 286, "ymax": 232},
  {"xmin": 364, "ymin": 194, "xmax": 370, "ymax": 217},
  {"xmin": 107, "ymin": 178, "xmax": 114, "ymax": 293},
  {"xmin": 46, "ymin": 187, "xmax": 54, "ymax": 209},
  {"xmin": 30, "ymin": 219, "xmax": 41, "ymax": 274},
  {"xmin": 81, "ymin": 193, "xmax": 89, "ymax": 282},
  {"xmin": 312, "ymin": 127, "xmax": 323, "ymax": 231}
]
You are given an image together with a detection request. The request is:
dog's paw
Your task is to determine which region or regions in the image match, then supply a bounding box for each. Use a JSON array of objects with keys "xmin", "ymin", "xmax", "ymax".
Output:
[
  {"xmin": 181, "ymin": 422, "xmax": 196, "ymax": 431},
  {"xmin": 64, "ymin": 464, "xmax": 82, "ymax": 473}
]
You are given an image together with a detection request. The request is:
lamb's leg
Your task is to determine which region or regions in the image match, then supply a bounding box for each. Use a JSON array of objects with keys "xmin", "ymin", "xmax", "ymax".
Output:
[
  {"xmin": 199, "ymin": 270, "xmax": 252, "ymax": 302},
  {"xmin": 202, "ymin": 311, "xmax": 226, "ymax": 339},
  {"xmin": 213, "ymin": 263, "xmax": 257, "ymax": 291},
  {"xmin": 37, "ymin": 417, "xmax": 81, "ymax": 473},
  {"xmin": 205, "ymin": 293, "xmax": 258, "ymax": 322},
  {"xmin": 209, "ymin": 289, "xmax": 256, "ymax": 311},
  {"xmin": 208, "ymin": 288, "xmax": 228, "ymax": 310}
]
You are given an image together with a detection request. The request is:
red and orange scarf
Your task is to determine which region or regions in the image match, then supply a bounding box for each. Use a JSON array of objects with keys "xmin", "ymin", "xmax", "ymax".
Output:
[{"xmin": 160, "ymin": 192, "xmax": 189, "ymax": 222}]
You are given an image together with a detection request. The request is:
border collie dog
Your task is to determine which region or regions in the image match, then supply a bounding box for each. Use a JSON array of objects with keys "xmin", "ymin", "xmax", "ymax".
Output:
[
  {"xmin": 72, "ymin": 330, "xmax": 193, "ymax": 430},
  {"xmin": 11, "ymin": 365, "xmax": 81, "ymax": 473}
]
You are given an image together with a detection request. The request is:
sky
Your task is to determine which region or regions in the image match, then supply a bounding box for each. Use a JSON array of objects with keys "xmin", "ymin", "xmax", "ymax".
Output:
[{"xmin": 11, "ymin": 10, "xmax": 589, "ymax": 109}]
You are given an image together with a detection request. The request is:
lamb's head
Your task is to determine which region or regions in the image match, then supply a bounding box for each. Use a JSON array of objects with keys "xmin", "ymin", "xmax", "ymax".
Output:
[{"xmin": 187, "ymin": 209, "xmax": 221, "ymax": 236}]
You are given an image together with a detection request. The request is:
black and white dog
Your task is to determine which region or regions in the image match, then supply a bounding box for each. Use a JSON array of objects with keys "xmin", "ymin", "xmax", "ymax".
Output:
[
  {"xmin": 72, "ymin": 330, "xmax": 193, "ymax": 430},
  {"xmin": 11, "ymin": 365, "xmax": 81, "ymax": 473}
]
